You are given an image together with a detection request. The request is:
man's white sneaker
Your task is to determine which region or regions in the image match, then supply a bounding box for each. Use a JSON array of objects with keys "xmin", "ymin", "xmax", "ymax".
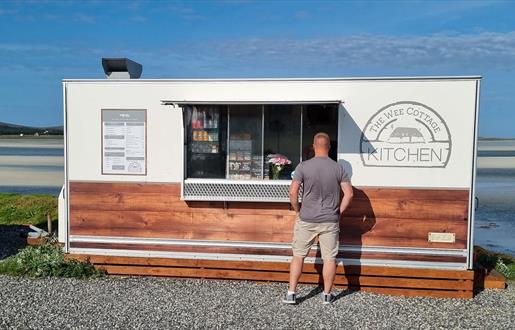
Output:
[
  {"xmin": 321, "ymin": 292, "xmax": 336, "ymax": 304},
  {"xmin": 282, "ymin": 292, "xmax": 297, "ymax": 304}
]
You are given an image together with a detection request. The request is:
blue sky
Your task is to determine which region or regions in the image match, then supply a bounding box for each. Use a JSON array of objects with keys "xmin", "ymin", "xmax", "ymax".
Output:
[{"xmin": 1, "ymin": 0, "xmax": 514, "ymax": 137}]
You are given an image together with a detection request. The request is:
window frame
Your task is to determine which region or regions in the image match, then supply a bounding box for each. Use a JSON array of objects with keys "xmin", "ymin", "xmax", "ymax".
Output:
[{"xmin": 182, "ymin": 102, "xmax": 340, "ymax": 182}]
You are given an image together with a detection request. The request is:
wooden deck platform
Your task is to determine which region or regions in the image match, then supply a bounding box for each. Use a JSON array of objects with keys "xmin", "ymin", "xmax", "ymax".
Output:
[
  {"xmin": 474, "ymin": 267, "xmax": 507, "ymax": 290},
  {"xmin": 68, "ymin": 254, "xmax": 476, "ymax": 299}
]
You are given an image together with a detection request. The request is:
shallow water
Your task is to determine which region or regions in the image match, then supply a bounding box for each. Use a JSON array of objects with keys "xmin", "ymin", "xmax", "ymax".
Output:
[
  {"xmin": 0, "ymin": 137, "xmax": 513, "ymax": 255},
  {"xmin": 0, "ymin": 164, "xmax": 63, "ymax": 171},
  {"xmin": 478, "ymin": 150, "xmax": 515, "ymax": 157},
  {"xmin": 475, "ymin": 168, "xmax": 515, "ymax": 255},
  {"xmin": 0, "ymin": 147, "xmax": 63, "ymax": 156},
  {"xmin": 0, "ymin": 186, "xmax": 62, "ymax": 195}
]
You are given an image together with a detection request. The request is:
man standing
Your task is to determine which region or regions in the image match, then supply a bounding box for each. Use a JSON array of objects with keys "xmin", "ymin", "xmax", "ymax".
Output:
[{"xmin": 283, "ymin": 132, "xmax": 353, "ymax": 304}]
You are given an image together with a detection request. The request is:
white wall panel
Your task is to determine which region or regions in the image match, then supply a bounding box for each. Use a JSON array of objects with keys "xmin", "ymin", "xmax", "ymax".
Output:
[
  {"xmin": 66, "ymin": 83, "xmax": 183, "ymax": 182},
  {"xmin": 338, "ymin": 80, "xmax": 477, "ymax": 188},
  {"xmin": 65, "ymin": 79, "xmax": 478, "ymax": 188}
]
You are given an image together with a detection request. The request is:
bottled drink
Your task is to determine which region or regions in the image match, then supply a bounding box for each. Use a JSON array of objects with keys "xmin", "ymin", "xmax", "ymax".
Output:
[
  {"xmin": 191, "ymin": 107, "xmax": 197, "ymax": 129},
  {"xmin": 213, "ymin": 110, "xmax": 218, "ymax": 128}
]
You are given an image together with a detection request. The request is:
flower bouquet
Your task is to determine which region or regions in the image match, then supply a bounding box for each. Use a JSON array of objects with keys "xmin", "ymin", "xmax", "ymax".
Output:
[{"xmin": 267, "ymin": 154, "xmax": 292, "ymax": 180}]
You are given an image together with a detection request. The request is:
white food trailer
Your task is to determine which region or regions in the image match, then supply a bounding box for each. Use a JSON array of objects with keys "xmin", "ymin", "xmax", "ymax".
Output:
[{"xmin": 59, "ymin": 59, "xmax": 481, "ymax": 298}]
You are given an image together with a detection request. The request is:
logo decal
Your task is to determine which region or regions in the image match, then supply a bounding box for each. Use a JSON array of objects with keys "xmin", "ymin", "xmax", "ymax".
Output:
[{"xmin": 360, "ymin": 101, "xmax": 451, "ymax": 168}]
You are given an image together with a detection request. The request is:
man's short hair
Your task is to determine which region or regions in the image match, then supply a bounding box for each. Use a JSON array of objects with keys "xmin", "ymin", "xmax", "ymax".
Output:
[{"xmin": 313, "ymin": 132, "xmax": 330, "ymax": 147}]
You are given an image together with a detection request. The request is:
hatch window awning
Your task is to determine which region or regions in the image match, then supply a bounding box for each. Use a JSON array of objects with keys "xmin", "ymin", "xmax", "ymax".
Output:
[{"xmin": 161, "ymin": 100, "xmax": 343, "ymax": 106}]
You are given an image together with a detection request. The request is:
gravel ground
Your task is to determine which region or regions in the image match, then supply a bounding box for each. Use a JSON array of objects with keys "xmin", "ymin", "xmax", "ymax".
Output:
[{"xmin": 0, "ymin": 275, "xmax": 513, "ymax": 330}]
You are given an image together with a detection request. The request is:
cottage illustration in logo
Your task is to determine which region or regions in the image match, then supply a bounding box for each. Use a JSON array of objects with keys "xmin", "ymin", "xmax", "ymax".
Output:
[{"xmin": 360, "ymin": 101, "xmax": 452, "ymax": 168}]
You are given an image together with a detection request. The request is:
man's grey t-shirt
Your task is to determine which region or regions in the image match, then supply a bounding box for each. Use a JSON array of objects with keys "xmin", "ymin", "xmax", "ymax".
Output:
[{"xmin": 293, "ymin": 156, "xmax": 350, "ymax": 223}]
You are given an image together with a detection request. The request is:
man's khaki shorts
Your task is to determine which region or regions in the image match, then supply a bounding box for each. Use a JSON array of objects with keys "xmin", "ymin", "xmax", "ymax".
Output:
[{"xmin": 292, "ymin": 218, "xmax": 340, "ymax": 260}]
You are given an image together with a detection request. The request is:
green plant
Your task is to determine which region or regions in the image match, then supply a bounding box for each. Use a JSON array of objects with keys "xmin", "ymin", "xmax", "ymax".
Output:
[
  {"xmin": 475, "ymin": 245, "xmax": 515, "ymax": 281},
  {"xmin": 495, "ymin": 258, "xmax": 515, "ymax": 280},
  {"xmin": 0, "ymin": 236, "xmax": 104, "ymax": 278}
]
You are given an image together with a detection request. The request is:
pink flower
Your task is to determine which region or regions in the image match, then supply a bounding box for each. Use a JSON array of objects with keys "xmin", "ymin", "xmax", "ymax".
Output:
[{"xmin": 267, "ymin": 154, "xmax": 292, "ymax": 166}]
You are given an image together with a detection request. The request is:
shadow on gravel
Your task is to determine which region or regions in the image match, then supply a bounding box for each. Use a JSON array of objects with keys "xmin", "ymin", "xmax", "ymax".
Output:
[
  {"xmin": 297, "ymin": 286, "xmax": 353, "ymax": 304},
  {"xmin": 333, "ymin": 288, "xmax": 353, "ymax": 301},
  {"xmin": 0, "ymin": 225, "xmax": 29, "ymax": 260},
  {"xmin": 296, "ymin": 286, "xmax": 323, "ymax": 303}
]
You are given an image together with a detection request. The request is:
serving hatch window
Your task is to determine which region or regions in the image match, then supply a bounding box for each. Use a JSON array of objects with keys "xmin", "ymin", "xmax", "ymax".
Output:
[{"xmin": 184, "ymin": 104, "xmax": 338, "ymax": 180}]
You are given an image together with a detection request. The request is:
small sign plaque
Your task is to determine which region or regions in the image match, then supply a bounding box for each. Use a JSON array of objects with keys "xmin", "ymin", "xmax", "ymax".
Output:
[{"xmin": 428, "ymin": 232, "xmax": 455, "ymax": 243}]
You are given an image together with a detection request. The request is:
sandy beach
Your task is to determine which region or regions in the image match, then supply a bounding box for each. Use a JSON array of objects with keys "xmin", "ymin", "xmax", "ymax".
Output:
[
  {"xmin": 0, "ymin": 137, "xmax": 63, "ymax": 188},
  {"xmin": 0, "ymin": 136, "xmax": 63, "ymax": 149},
  {"xmin": 477, "ymin": 139, "xmax": 515, "ymax": 169},
  {"xmin": 477, "ymin": 157, "xmax": 515, "ymax": 168},
  {"xmin": 0, "ymin": 167, "xmax": 63, "ymax": 187},
  {"xmin": 0, "ymin": 155, "xmax": 63, "ymax": 166},
  {"xmin": 477, "ymin": 139, "xmax": 515, "ymax": 151}
]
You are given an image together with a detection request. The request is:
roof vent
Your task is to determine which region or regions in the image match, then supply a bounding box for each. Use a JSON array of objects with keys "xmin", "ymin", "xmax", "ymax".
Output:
[{"xmin": 101, "ymin": 58, "xmax": 142, "ymax": 79}]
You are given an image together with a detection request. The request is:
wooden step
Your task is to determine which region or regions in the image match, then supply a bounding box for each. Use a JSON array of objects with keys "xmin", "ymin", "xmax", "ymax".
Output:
[
  {"xmin": 484, "ymin": 270, "xmax": 507, "ymax": 289},
  {"xmin": 474, "ymin": 267, "xmax": 506, "ymax": 290},
  {"xmin": 67, "ymin": 254, "xmax": 475, "ymax": 299},
  {"xmin": 26, "ymin": 237, "xmax": 48, "ymax": 246}
]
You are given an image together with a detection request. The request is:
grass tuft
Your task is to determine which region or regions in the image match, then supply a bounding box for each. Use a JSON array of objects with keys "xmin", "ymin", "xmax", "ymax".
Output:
[{"xmin": 0, "ymin": 193, "xmax": 57, "ymax": 227}]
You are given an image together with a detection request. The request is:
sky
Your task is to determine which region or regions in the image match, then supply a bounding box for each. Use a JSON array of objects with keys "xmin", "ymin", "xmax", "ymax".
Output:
[{"xmin": 0, "ymin": 0, "xmax": 515, "ymax": 137}]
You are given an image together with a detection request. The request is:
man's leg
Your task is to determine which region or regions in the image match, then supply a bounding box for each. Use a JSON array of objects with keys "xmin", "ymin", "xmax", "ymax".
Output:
[
  {"xmin": 318, "ymin": 222, "xmax": 340, "ymax": 295},
  {"xmin": 322, "ymin": 258, "xmax": 336, "ymax": 294},
  {"xmin": 288, "ymin": 256, "xmax": 305, "ymax": 293},
  {"xmin": 288, "ymin": 220, "xmax": 316, "ymax": 294}
]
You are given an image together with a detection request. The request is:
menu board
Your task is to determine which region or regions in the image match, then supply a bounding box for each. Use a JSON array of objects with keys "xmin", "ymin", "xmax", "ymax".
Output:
[
  {"xmin": 228, "ymin": 136, "xmax": 252, "ymax": 180},
  {"xmin": 251, "ymin": 155, "xmax": 263, "ymax": 179},
  {"xmin": 102, "ymin": 110, "xmax": 146, "ymax": 175},
  {"xmin": 228, "ymin": 133, "xmax": 263, "ymax": 180}
]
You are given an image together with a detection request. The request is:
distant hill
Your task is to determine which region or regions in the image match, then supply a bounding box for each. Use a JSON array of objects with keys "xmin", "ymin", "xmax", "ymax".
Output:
[{"xmin": 0, "ymin": 122, "xmax": 63, "ymax": 135}]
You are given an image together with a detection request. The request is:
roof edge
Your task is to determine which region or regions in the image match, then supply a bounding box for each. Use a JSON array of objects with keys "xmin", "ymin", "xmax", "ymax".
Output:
[{"xmin": 62, "ymin": 75, "xmax": 482, "ymax": 83}]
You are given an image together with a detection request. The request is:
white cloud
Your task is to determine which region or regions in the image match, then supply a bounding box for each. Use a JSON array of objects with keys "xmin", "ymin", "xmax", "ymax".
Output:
[
  {"xmin": 411, "ymin": 0, "xmax": 501, "ymax": 18},
  {"xmin": 201, "ymin": 32, "xmax": 515, "ymax": 72},
  {"xmin": 130, "ymin": 15, "xmax": 147, "ymax": 22},
  {"xmin": 0, "ymin": 8, "xmax": 18, "ymax": 15},
  {"xmin": 75, "ymin": 13, "xmax": 96, "ymax": 24},
  {"xmin": 165, "ymin": 4, "xmax": 205, "ymax": 21},
  {"xmin": 2, "ymin": 31, "xmax": 515, "ymax": 77},
  {"xmin": 0, "ymin": 44, "xmax": 68, "ymax": 52}
]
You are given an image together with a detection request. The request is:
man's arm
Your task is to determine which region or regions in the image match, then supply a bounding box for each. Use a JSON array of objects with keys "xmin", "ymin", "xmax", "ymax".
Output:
[
  {"xmin": 340, "ymin": 181, "xmax": 354, "ymax": 215},
  {"xmin": 289, "ymin": 180, "xmax": 301, "ymax": 214}
]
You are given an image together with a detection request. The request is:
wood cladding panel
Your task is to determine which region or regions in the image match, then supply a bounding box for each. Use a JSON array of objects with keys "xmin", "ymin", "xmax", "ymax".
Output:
[
  {"xmin": 70, "ymin": 194, "xmax": 468, "ymax": 221},
  {"xmin": 70, "ymin": 182, "xmax": 181, "ymax": 194},
  {"xmin": 70, "ymin": 181, "xmax": 469, "ymax": 250},
  {"xmin": 70, "ymin": 190, "xmax": 468, "ymax": 220},
  {"xmin": 70, "ymin": 210, "xmax": 294, "ymax": 242},
  {"xmin": 351, "ymin": 188, "xmax": 469, "ymax": 201},
  {"xmin": 71, "ymin": 211, "xmax": 466, "ymax": 248},
  {"xmin": 344, "ymin": 199, "xmax": 467, "ymax": 220},
  {"xmin": 340, "ymin": 217, "xmax": 467, "ymax": 248}
]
